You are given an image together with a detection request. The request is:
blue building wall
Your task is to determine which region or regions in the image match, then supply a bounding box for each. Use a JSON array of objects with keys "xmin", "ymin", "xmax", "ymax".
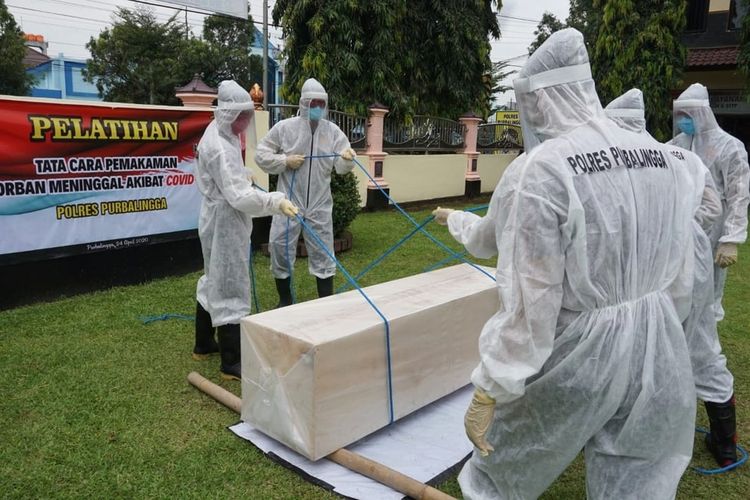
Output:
[
  {"xmin": 27, "ymin": 57, "xmax": 100, "ymax": 101},
  {"xmin": 251, "ymin": 27, "xmax": 284, "ymax": 105}
]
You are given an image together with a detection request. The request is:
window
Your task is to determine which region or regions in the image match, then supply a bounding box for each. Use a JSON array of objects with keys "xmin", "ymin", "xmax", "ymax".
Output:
[
  {"xmin": 686, "ymin": 0, "xmax": 710, "ymax": 32},
  {"xmin": 729, "ymin": 0, "xmax": 749, "ymax": 31}
]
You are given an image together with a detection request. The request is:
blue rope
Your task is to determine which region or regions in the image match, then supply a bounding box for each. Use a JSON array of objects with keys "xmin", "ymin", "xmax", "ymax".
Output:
[
  {"xmin": 335, "ymin": 204, "xmax": 491, "ymax": 294},
  {"xmin": 337, "ymin": 215, "xmax": 434, "ymax": 293},
  {"xmin": 295, "ymin": 214, "xmax": 396, "ymax": 424},
  {"xmin": 420, "ymin": 205, "xmax": 487, "ymax": 273},
  {"xmin": 306, "ymin": 154, "xmax": 340, "ymax": 159},
  {"xmin": 139, "ymin": 313, "xmax": 194, "ymax": 325},
  {"xmin": 249, "ymin": 245, "xmax": 261, "ymax": 314},
  {"xmin": 465, "ymin": 204, "xmax": 490, "ymax": 213},
  {"xmin": 350, "ymin": 156, "xmax": 495, "ymax": 282},
  {"xmin": 692, "ymin": 427, "xmax": 748, "ymax": 475},
  {"xmin": 423, "ymin": 251, "xmax": 469, "ymax": 273},
  {"xmin": 285, "ymin": 170, "xmax": 298, "ymax": 304}
]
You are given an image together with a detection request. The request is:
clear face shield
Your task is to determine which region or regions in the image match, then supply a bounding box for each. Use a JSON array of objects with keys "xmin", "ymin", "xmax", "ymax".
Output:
[
  {"xmin": 513, "ymin": 63, "xmax": 593, "ymax": 153},
  {"xmin": 672, "ymin": 99, "xmax": 708, "ymax": 138},
  {"xmin": 604, "ymin": 108, "xmax": 647, "ymax": 134},
  {"xmin": 299, "ymin": 92, "xmax": 329, "ymax": 121}
]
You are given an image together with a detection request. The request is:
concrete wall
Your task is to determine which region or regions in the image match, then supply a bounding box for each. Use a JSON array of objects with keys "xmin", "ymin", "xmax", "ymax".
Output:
[
  {"xmin": 681, "ymin": 69, "xmax": 746, "ymax": 90},
  {"xmin": 710, "ymin": 0, "xmax": 730, "ymax": 12},
  {"xmin": 246, "ymin": 110, "xmax": 271, "ymax": 190},
  {"xmin": 353, "ymin": 155, "xmax": 370, "ymax": 207},
  {"xmin": 27, "ymin": 58, "xmax": 100, "ymax": 101},
  {"xmin": 479, "ymin": 153, "xmax": 516, "ymax": 194},
  {"xmin": 383, "ymin": 155, "xmax": 465, "ymax": 203}
]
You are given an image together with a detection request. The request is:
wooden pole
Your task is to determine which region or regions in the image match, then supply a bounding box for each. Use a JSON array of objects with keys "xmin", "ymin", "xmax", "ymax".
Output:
[{"xmin": 187, "ymin": 372, "xmax": 456, "ymax": 500}]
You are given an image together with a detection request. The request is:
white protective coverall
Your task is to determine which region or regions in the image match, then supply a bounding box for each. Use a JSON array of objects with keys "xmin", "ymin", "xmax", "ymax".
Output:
[
  {"xmin": 255, "ymin": 78, "xmax": 354, "ymax": 279},
  {"xmin": 605, "ymin": 89, "xmax": 732, "ymax": 403},
  {"xmin": 195, "ymin": 80, "xmax": 287, "ymax": 326},
  {"xmin": 669, "ymin": 83, "xmax": 750, "ymax": 321},
  {"xmin": 604, "ymin": 88, "xmax": 648, "ymax": 134},
  {"xmin": 454, "ymin": 29, "xmax": 699, "ymax": 499}
]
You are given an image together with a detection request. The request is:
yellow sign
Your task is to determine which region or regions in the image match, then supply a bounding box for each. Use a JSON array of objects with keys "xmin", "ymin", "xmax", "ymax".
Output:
[{"xmin": 495, "ymin": 111, "xmax": 520, "ymax": 125}]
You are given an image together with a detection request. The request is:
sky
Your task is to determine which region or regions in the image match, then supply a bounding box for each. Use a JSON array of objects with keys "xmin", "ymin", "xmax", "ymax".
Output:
[{"xmin": 9, "ymin": 0, "xmax": 571, "ymax": 106}]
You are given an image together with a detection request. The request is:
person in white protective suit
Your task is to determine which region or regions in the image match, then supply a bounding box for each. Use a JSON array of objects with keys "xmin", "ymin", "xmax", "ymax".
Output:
[
  {"xmin": 435, "ymin": 29, "xmax": 701, "ymax": 499},
  {"xmin": 193, "ymin": 80, "xmax": 298, "ymax": 381},
  {"xmin": 255, "ymin": 78, "xmax": 357, "ymax": 306},
  {"xmin": 669, "ymin": 83, "xmax": 750, "ymax": 322},
  {"xmin": 606, "ymin": 88, "xmax": 737, "ymax": 466},
  {"xmin": 667, "ymin": 83, "xmax": 749, "ymax": 466}
]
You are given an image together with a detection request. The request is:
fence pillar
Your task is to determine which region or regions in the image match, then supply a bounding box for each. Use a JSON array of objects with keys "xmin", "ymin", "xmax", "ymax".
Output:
[
  {"xmin": 365, "ymin": 103, "xmax": 390, "ymax": 210},
  {"xmin": 175, "ymin": 74, "xmax": 217, "ymax": 108},
  {"xmin": 459, "ymin": 112, "xmax": 482, "ymax": 198}
]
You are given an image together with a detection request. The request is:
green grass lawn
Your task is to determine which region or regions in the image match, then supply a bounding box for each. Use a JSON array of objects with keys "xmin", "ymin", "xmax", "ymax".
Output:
[{"xmin": 1, "ymin": 199, "xmax": 748, "ymax": 499}]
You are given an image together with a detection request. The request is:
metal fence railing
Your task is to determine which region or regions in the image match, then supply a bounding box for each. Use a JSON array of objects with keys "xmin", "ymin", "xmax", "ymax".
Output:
[
  {"xmin": 267, "ymin": 104, "xmax": 298, "ymax": 127},
  {"xmin": 267, "ymin": 104, "xmax": 367, "ymax": 150},
  {"xmin": 477, "ymin": 122, "xmax": 523, "ymax": 152},
  {"xmin": 265, "ymin": 106, "xmax": 523, "ymax": 154},
  {"xmin": 382, "ymin": 115, "xmax": 466, "ymax": 154}
]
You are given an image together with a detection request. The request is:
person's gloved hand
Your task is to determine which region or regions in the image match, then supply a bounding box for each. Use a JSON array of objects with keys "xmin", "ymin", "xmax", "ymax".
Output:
[
  {"xmin": 279, "ymin": 199, "xmax": 299, "ymax": 218},
  {"xmin": 286, "ymin": 154, "xmax": 306, "ymax": 170},
  {"xmin": 432, "ymin": 207, "xmax": 455, "ymax": 226},
  {"xmin": 716, "ymin": 243, "xmax": 738, "ymax": 268},
  {"xmin": 340, "ymin": 148, "xmax": 357, "ymax": 161},
  {"xmin": 464, "ymin": 388, "xmax": 496, "ymax": 457}
]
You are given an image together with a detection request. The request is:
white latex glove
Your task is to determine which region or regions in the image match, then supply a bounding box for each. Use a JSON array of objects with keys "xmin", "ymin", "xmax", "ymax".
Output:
[
  {"xmin": 286, "ymin": 154, "xmax": 306, "ymax": 170},
  {"xmin": 432, "ymin": 206, "xmax": 455, "ymax": 226},
  {"xmin": 465, "ymin": 388, "xmax": 496, "ymax": 457},
  {"xmin": 340, "ymin": 148, "xmax": 357, "ymax": 161},
  {"xmin": 716, "ymin": 242, "xmax": 738, "ymax": 268},
  {"xmin": 279, "ymin": 199, "xmax": 299, "ymax": 218}
]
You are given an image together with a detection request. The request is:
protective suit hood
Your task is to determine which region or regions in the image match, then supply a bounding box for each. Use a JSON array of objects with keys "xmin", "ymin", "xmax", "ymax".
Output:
[
  {"xmin": 605, "ymin": 88, "xmax": 647, "ymax": 134},
  {"xmin": 513, "ymin": 28, "xmax": 604, "ymax": 151},
  {"xmin": 672, "ymin": 83, "xmax": 719, "ymax": 136},
  {"xmin": 214, "ymin": 80, "xmax": 256, "ymax": 149},
  {"xmin": 299, "ymin": 78, "xmax": 329, "ymax": 120}
]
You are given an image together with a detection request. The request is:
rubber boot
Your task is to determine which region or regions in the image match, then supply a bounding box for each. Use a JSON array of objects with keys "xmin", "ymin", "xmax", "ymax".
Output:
[
  {"xmin": 275, "ymin": 277, "xmax": 293, "ymax": 308},
  {"xmin": 192, "ymin": 301, "xmax": 218, "ymax": 360},
  {"xmin": 217, "ymin": 323, "xmax": 241, "ymax": 381},
  {"xmin": 704, "ymin": 395, "xmax": 738, "ymax": 467},
  {"xmin": 316, "ymin": 276, "xmax": 334, "ymax": 298}
]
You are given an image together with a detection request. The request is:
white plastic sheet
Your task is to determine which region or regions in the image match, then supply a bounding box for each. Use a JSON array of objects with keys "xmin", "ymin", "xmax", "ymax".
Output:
[{"xmin": 230, "ymin": 385, "xmax": 474, "ymax": 499}]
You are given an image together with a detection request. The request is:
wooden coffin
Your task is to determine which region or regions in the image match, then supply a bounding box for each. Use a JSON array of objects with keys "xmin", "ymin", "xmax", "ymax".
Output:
[{"xmin": 240, "ymin": 263, "xmax": 499, "ymax": 460}]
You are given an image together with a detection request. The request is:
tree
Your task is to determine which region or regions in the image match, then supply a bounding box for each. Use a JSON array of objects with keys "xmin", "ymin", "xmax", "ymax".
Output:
[
  {"xmin": 591, "ymin": 0, "xmax": 686, "ymax": 141},
  {"xmin": 200, "ymin": 9, "xmax": 263, "ymax": 90},
  {"xmin": 0, "ymin": 0, "xmax": 34, "ymax": 95},
  {"xmin": 486, "ymin": 59, "xmax": 515, "ymax": 110},
  {"xmin": 567, "ymin": 0, "xmax": 599, "ymax": 54},
  {"xmin": 402, "ymin": 0, "xmax": 501, "ymax": 119},
  {"xmin": 272, "ymin": 0, "xmax": 501, "ymax": 119},
  {"xmin": 738, "ymin": 0, "xmax": 750, "ymax": 100},
  {"xmin": 528, "ymin": 12, "xmax": 566, "ymax": 55},
  {"xmin": 85, "ymin": 7, "xmax": 206, "ymax": 105}
]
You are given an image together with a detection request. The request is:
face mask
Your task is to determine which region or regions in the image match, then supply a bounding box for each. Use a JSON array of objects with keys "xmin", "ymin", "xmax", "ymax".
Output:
[
  {"xmin": 231, "ymin": 112, "xmax": 251, "ymax": 135},
  {"xmin": 677, "ymin": 116, "xmax": 695, "ymax": 136},
  {"xmin": 309, "ymin": 106, "xmax": 324, "ymax": 122}
]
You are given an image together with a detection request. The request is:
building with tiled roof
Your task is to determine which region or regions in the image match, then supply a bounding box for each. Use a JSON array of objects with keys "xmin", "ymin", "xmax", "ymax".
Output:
[
  {"xmin": 21, "ymin": 34, "xmax": 100, "ymax": 101},
  {"xmin": 680, "ymin": 0, "xmax": 748, "ymax": 147},
  {"xmin": 22, "ymin": 46, "xmax": 50, "ymax": 69}
]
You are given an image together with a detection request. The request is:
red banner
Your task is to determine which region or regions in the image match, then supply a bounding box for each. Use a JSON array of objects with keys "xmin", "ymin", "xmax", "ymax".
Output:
[{"xmin": 0, "ymin": 96, "xmax": 214, "ymax": 261}]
